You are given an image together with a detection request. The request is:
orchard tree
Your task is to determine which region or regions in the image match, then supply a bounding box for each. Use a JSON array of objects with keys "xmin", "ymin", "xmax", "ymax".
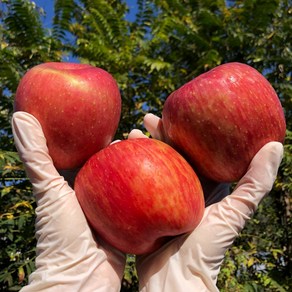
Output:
[{"xmin": 0, "ymin": 0, "xmax": 291, "ymax": 291}]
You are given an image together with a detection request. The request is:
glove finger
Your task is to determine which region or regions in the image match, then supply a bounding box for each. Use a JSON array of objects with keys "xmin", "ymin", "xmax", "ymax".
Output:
[
  {"xmin": 12, "ymin": 112, "xmax": 73, "ymax": 205},
  {"xmin": 143, "ymin": 113, "xmax": 165, "ymax": 140},
  {"xmin": 214, "ymin": 141, "xmax": 283, "ymax": 234},
  {"xmin": 128, "ymin": 129, "xmax": 148, "ymax": 139},
  {"xmin": 110, "ymin": 139, "xmax": 122, "ymax": 144}
]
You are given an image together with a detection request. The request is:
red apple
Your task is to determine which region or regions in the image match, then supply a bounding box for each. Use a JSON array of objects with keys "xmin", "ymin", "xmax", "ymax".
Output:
[
  {"xmin": 74, "ymin": 138, "xmax": 204, "ymax": 255},
  {"xmin": 162, "ymin": 62, "xmax": 286, "ymax": 182},
  {"xmin": 14, "ymin": 62, "xmax": 121, "ymax": 169}
]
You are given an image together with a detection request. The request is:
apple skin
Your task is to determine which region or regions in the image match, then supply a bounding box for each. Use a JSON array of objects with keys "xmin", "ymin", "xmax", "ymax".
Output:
[
  {"xmin": 14, "ymin": 62, "xmax": 121, "ymax": 170},
  {"xmin": 74, "ymin": 138, "xmax": 204, "ymax": 255},
  {"xmin": 162, "ymin": 62, "xmax": 286, "ymax": 182}
]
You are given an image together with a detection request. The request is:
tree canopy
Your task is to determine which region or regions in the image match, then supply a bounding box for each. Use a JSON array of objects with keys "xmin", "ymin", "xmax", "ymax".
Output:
[{"xmin": 0, "ymin": 0, "xmax": 291, "ymax": 291}]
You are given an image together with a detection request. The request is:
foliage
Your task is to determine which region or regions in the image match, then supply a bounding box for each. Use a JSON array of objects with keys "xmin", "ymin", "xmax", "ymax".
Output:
[
  {"xmin": 0, "ymin": 158, "xmax": 35, "ymax": 291},
  {"xmin": 0, "ymin": 0, "xmax": 291, "ymax": 291},
  {"xmin": 0, "ymin": 1, "xmax": 63, "ymax": 291},
  {"xmin": 121, "ymin": 255, "xmax": 139, "ymax": 291}
]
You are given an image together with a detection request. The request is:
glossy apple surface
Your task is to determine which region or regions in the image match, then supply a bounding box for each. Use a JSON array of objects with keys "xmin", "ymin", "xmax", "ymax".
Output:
[
  {"xmin": 74, "ymin": 138, "xmax": 204, "ymax": 255},
  {"xmin": 162, "ymin": 62, "xmax": 286, "ymax": 182},
  {"xmin": 14, "ymin": 62, "xmax": 121, "ymax": 169}
]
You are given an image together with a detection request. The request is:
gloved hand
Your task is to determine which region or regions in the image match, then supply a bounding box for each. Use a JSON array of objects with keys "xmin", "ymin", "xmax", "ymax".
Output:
[
  {"xmin": 12, "ymin": 112, "xmax": 125, "ymax": 292},
  {"xmin": 129, "ymin": 113, "xmax": 284, "ymax": 292}
]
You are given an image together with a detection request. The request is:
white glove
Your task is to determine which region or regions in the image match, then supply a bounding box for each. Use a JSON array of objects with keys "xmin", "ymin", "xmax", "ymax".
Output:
[
  {"xmin": 129, "ymin": 114, "xmax": 284, "ymax": 292},
  {"xmin": 12, "ymin": 112, "xmax": 125, "ymax": 292}
]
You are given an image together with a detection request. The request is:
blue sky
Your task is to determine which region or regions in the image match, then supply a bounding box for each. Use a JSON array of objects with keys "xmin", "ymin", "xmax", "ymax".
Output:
[
  {"xmin": 34, "ymin": 0, "xmax": 138, "ymax": 28},
  {"xmin": 33, "ymin": 1, "xmax": 138, "ymax": 62}
]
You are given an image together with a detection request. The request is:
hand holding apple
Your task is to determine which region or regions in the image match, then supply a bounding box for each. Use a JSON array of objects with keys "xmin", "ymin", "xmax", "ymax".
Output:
[
  {"xmin": 11, "ymin": 112, "xmax": 126, "ymax": 291},
  {"xmin": 162, "ymin": 62, "xmax": 286, "ymax": 182},
  {"xmin": 14, "ymin": 62, "xmax": 121, "ymax": 170}
]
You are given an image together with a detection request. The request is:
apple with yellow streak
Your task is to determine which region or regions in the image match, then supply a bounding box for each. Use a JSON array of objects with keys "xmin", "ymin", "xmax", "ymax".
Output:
[{"xmin": 14, "ymin": 62, "xmax": 121, "ymax": 169}]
